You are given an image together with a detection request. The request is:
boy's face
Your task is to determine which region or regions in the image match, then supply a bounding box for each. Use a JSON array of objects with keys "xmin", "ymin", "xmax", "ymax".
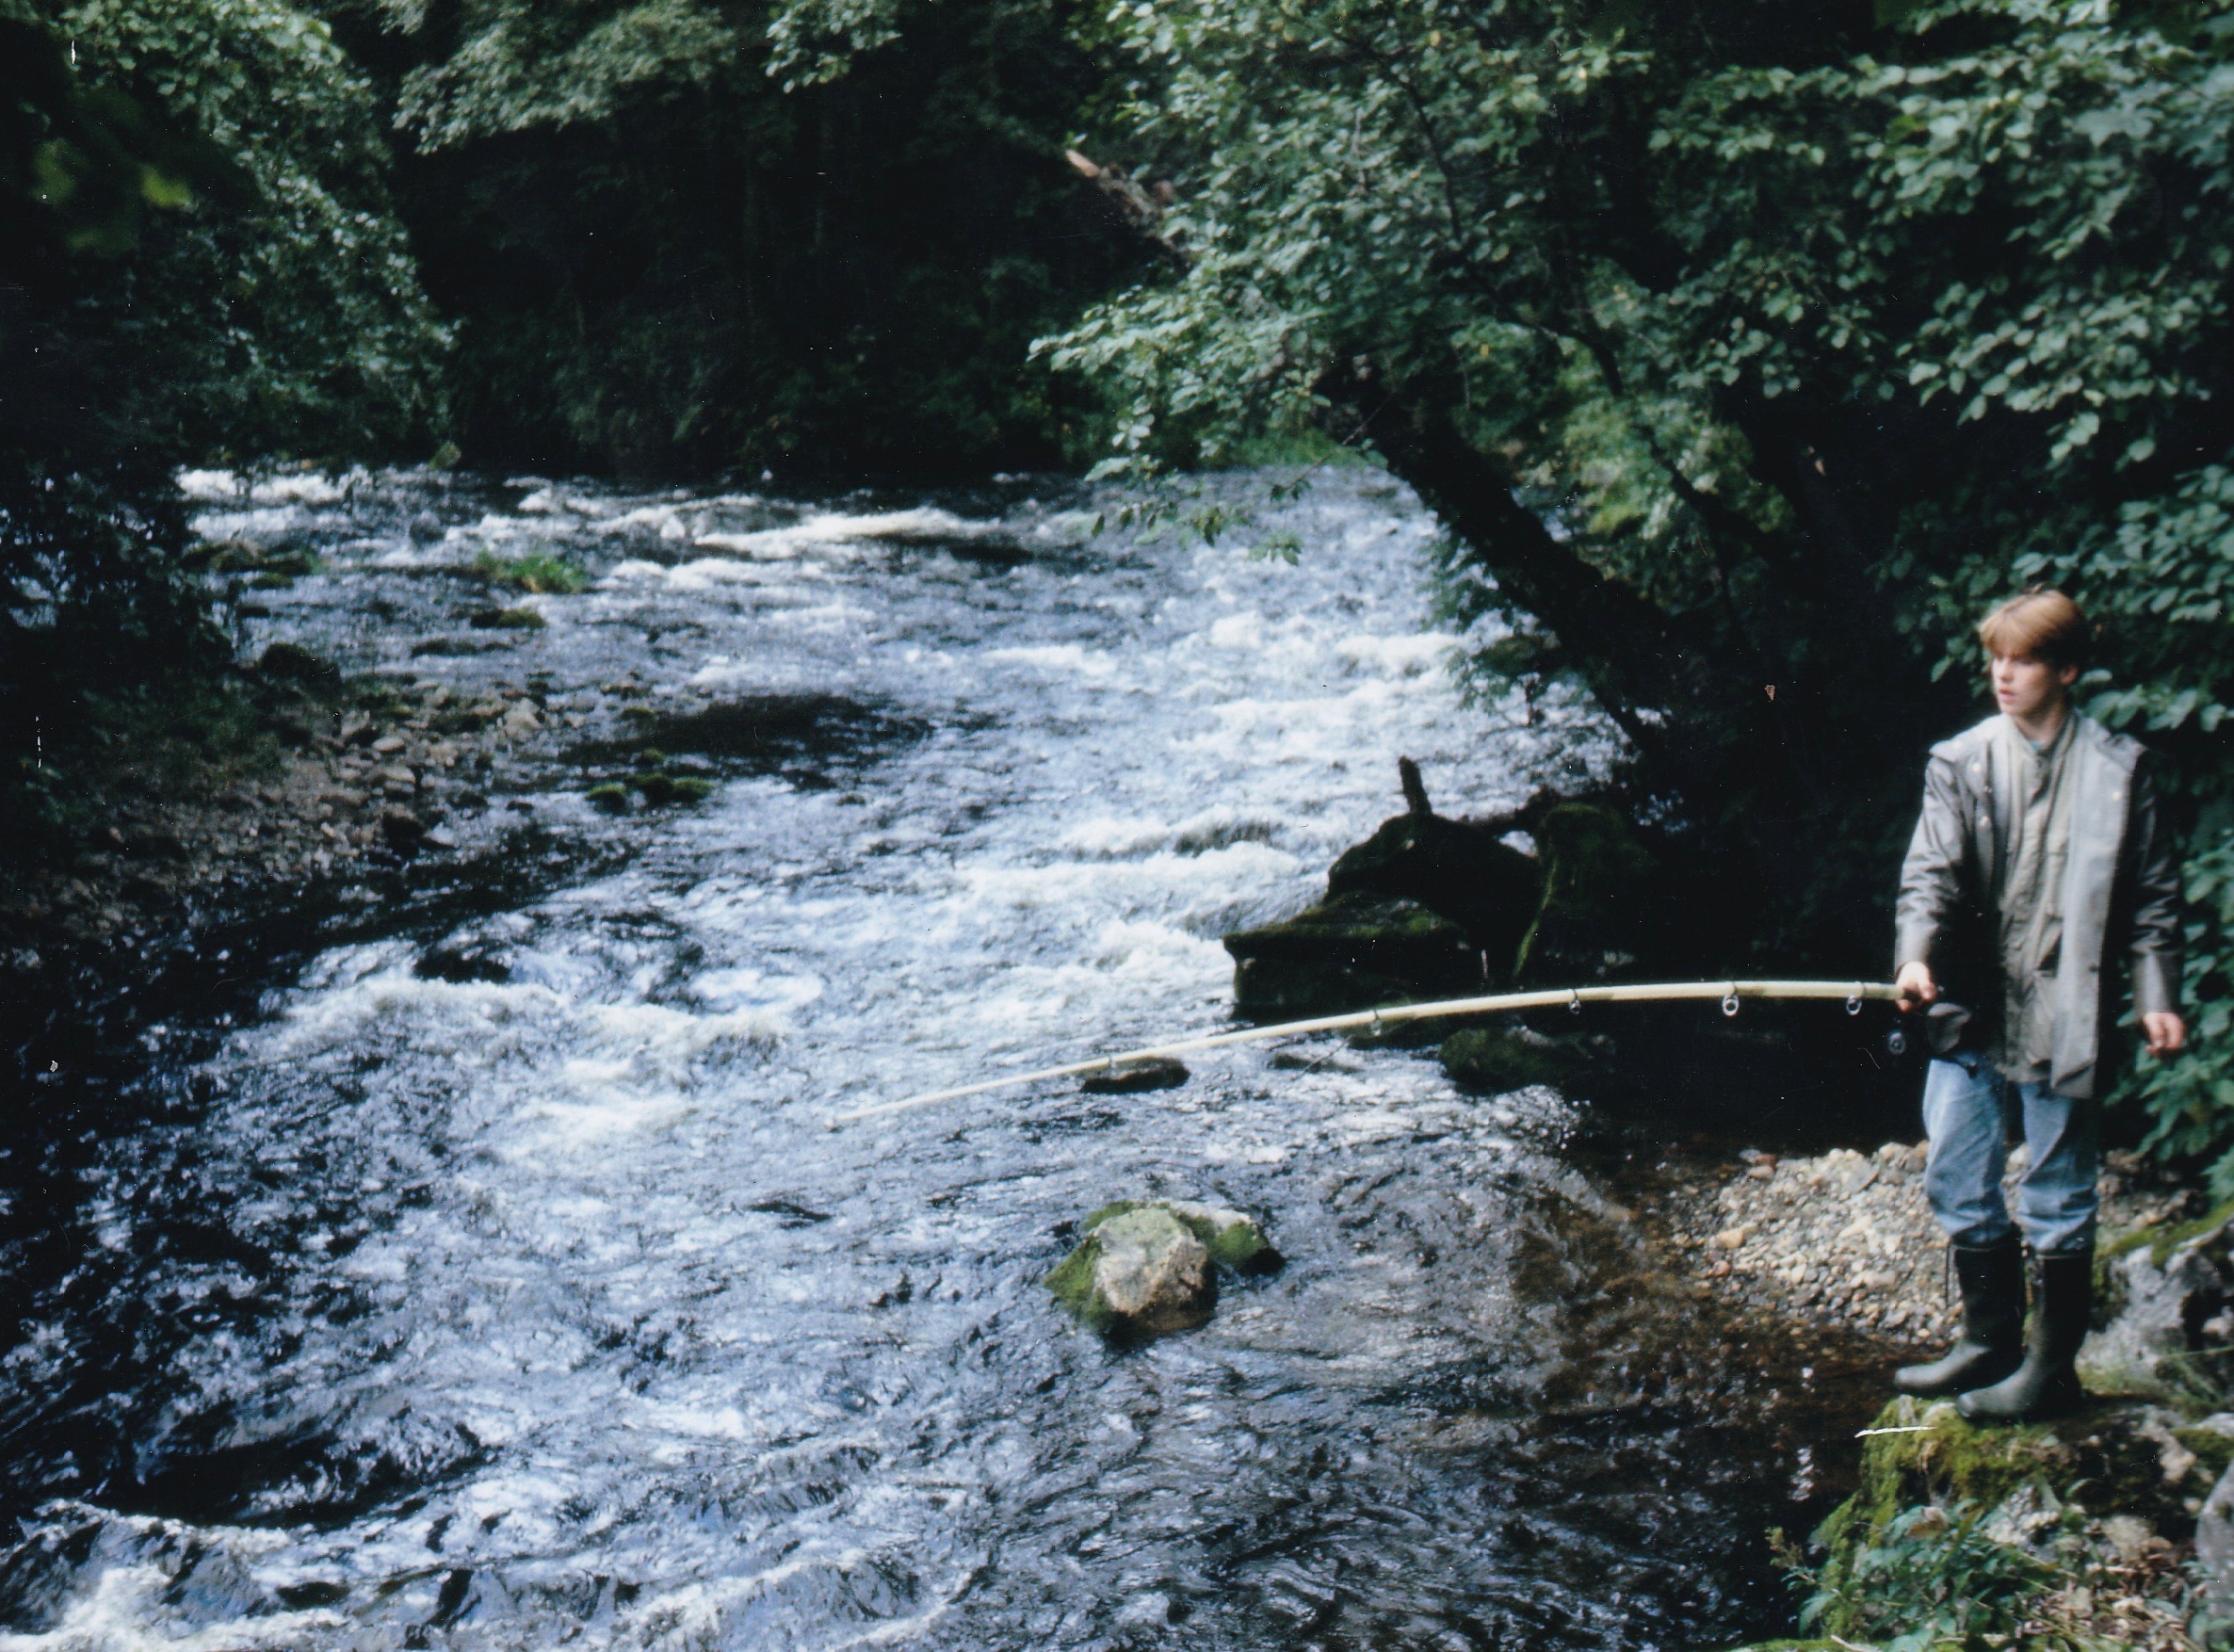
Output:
[{"xmin": 1989, "ymin": 649, "xmax": 2080, "ymax": 721}]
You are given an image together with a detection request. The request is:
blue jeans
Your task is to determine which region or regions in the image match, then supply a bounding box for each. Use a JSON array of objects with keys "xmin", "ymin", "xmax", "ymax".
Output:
[{"xmin": 1920, "ymin": 1055, "xmax": 2099, "ymax": 1255}]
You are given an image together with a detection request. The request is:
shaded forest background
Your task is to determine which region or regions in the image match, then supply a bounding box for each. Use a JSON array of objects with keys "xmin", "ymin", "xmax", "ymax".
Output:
[{"xmin": 7, "ymin": 0, "xmax": 2234, "ymax": 1184}]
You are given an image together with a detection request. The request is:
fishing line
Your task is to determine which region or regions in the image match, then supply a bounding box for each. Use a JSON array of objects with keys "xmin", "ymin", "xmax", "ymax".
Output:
[{"xmin": 827, "ymin": 979, "xmax": 1903, "ymax": 1127}]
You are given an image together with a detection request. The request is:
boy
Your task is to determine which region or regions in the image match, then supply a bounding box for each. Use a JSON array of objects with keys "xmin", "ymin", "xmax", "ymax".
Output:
[{"xmin": 1891, "ymin": 588, "xmax": 2184, "ymax": 1421}]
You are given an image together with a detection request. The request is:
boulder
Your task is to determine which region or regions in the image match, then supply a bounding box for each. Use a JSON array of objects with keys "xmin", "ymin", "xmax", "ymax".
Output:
[
  {"xmin": 1223, "ymin": 892, "xmax": 1481, "ymax": 1018},
  {"xmin": 1514, "ymin": 801, "xmax": 1661, "ymax": 983},
  {"xmin": 1439, "ymin": 1024, "xmax": 1592, "ymax": 1093},
  {"xmin": 2081, "ymin": 1207, "xmax": 2233, "ymax": 1400},
  {"xmin": 1046, "ymin": 1200, "xmax": 1279, "ymax": 1336},
  {"xmin": 1326, "ymin": 758, "xmax": 1543, "ymax": 968}
]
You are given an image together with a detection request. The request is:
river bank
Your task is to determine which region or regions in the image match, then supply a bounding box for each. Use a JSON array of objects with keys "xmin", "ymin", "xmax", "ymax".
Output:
[
  {"xmin": 1656, "ymin": 1137, "xmax": 2193, "ymax": 1350},
  {"xmin": 0, "ymin": 662, "xmax": 541, "ymax": 967},
  {"xmin": 1645, "ymin": 1136, "xmax": 2224, "ymax": 1650}
]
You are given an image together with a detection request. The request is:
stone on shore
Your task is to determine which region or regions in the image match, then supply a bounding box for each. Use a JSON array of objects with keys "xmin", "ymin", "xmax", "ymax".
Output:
[
  {"xmin": 1438, "ymin": 1024, "xmax": 1593, "ymax": 1093},
  {"xmin": 1222, "ymin": 892, "xmax": 1481, "ymax": 1018},
  {"xmin": 2081, "ymin": 1203, "xmax": 2234, "ymax": 1401}
]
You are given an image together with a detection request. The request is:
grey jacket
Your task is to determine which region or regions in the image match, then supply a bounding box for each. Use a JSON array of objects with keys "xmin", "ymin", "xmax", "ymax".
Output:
[{"xmin": 1895, "ymin": 712, "xmax": 2183, "ymax": 1098}]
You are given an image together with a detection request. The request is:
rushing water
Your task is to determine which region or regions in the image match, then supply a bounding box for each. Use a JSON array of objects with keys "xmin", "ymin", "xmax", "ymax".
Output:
[{"xmin": 1, "ymin": 467, "xmax": 1880, "ymax": 1649}]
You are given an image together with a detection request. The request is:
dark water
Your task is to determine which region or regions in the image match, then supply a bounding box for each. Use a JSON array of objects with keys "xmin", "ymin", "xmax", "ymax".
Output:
[{"xmin": 0, "ymin": 467, "xmax": 1880, "ymax": 1649}]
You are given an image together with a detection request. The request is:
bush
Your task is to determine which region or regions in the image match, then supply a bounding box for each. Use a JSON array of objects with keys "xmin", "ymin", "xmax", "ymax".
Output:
[{"xmin": 1792, "ymin": 1501, "xmax": 2048, "ymax": 1651}]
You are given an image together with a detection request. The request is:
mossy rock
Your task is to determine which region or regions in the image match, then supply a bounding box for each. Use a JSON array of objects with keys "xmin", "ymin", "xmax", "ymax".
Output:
[
  {"xmin": 475, "ymin": 551, "xmax": 590, "ymax": 594},
  {"xmin": 1438, "ymin": 1025, "xmax": 1585, "ymax": 1093},
  {"xmin": 631, "ymin": 771, "xmax": 714, "ymax": 806},
  {"xmin": 1048, "ymin": 1199, "xmax": 1280, "ymax": 1336},
  {"xmin": 2085, "ymin": 1211, "xmax": 2232, "ymax": 1401},
  {"xmin": 470, "ymin": 607, "xmax": 547, "ymax": 630},
  {"xmin": 255, "ymin": 641, "xmax": 339, "ymax": 685},
  {"xmin": 1079, "ymin": 1199, "xmax": 1280, "ymax": 1275},
  {"xmin": 1326, "ymin": 809, "xmax": 1543, "ymax": 971},
  {"xmin": 1514, "ymin": 801, "xmax": 1663, "ymax": 983},
  {"xmin": 2101, "ymin": 1198, "xmax": 2234, "ymax": 1270},
  {"xmin": 1048, "ymin": 1207, "xmax": 1216, "ymax": 1336},
  {"xmin": 1223, "ymin": 891, "xmax": 1482, "ymax": 1018},
  {"xmin": 586, "ymin": 783, "xmax": 631, "ymax": 816}
]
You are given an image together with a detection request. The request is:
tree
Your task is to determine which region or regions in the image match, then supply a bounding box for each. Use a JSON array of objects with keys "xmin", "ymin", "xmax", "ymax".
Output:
[
  {"xmin": 336, "ymin": 0, "xmax": 1152, "ymax": 474},
  {"xmin": 1, "ymin": 0, "xmax": 445, "ymax": 839},
  {"xmin": 1047, "ymin": 0, "xmax": 2234, "ymax": 1173}
]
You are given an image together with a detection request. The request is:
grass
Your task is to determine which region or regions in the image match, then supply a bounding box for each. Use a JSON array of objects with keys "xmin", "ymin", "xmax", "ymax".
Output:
[{"xmin": 473, "ymin": 551, "xmax": 591, "ymax": 594}]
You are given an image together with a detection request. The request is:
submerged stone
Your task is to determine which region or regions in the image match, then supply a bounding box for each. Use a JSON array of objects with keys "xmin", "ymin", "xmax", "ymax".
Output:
[
  {"xmin": 470, "ymin": 607, "xmax": 546, "ymax": 631},
  {"xmin": 256, "ymin": 640, "xmax": 339, "ymax": 684},
  {"xmin": 1080, "ymin": 1057, "xmax": 1189, "ymax": 1094},
  {"xmin": 1223, "ymin": 891, "xmax": 1481, "ymax": 1018},
  {"xmin": 1439, "ymin": 1024, "xmax": 1590, "ymax": 1093}
]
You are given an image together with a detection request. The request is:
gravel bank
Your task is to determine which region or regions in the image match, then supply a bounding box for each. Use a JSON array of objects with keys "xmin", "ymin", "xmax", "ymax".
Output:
[{"xmin": 1663, "ymin": 1139, "xmax": 2193, "ymax": 1350}]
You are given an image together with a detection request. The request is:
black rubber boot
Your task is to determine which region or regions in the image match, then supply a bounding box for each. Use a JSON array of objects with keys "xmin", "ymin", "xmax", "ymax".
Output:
[
  {"xmin": 1957, "ymin": 1248, "xmax": 2093, "ymax": 1423},
  {"xmin": 1893, "ymin": 1239, "xmax": 2025, "ymax": 1398}
]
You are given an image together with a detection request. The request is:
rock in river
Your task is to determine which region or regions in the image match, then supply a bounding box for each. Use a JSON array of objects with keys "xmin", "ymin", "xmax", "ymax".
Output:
[
  {"xmin": 1047, "ymin": 1200, "xmax": 1279, "ymax": 1336},
  {"xmin": 1223, "ymin": 891, "xmax": 1481, "ymax": 1019}
]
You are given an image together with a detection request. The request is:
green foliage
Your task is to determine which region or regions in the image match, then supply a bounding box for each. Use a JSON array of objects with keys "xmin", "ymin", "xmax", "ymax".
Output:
[
  {"xmin": 1794, "ymin": 1500, "xmax": 2050, "ymax": 1650},
  {"xmin": 334, "ymin": 0, "xmax": 1148, "ymax": 473},
  {"xmin": 3, "ymin": 0, "xmax": 445, "ymax": 852},
  {"xmin": 473, "ymin": 550, "xmax": 590, "ymax": 594},
  {"xmin": 47, "ymin": 0, "xmax": 447, "ymax": 455},
  {"xmin": 1049, "ymin": 0, "xmax": 2234, "ymax": 1173}
]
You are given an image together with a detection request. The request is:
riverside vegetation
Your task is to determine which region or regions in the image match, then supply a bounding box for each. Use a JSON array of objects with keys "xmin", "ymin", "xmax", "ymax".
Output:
[{"xmin": 11, "ymin": 0, "xmax": 2234, "ymax": 1645}]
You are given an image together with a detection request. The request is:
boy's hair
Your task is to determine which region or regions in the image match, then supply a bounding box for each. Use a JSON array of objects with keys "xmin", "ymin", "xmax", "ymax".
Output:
[{"xmin": 1978, "ymin": 588, "xmax": 2089, "ymax": 671}]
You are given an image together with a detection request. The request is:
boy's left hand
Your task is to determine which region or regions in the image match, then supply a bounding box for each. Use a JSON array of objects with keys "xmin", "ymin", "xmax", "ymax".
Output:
[{"xmin": 2143, "ymin": 1012, "xmax": 2186, "ymax": 1056}]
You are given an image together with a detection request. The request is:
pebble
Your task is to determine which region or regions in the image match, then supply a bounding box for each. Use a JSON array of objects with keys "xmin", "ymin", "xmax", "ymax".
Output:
[{"xmin": 1671, "ymin": 1140, "xmax": 2170, "ymax": 1347}]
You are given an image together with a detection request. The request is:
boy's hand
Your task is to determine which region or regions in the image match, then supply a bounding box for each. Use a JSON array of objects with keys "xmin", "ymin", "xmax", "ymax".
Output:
[
  {"xmin": 1896, "ymin": 961, "xmax": 1936, "ymax": 1011},
  {"xmin": 2144, "ymin": 1012, "xmax": 2186, "ymax": 1056}
]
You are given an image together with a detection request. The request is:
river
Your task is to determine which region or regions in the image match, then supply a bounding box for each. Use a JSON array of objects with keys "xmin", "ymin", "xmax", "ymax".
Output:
[{"xmin": 0, "ymin": 466, "xmax": 1878, "ymax": 1649}]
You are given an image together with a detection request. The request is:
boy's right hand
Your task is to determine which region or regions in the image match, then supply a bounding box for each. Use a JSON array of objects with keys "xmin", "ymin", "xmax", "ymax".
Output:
[{"xmin": 1897, "ymin": 961, "xmax": 1937, "ymax": 1010}]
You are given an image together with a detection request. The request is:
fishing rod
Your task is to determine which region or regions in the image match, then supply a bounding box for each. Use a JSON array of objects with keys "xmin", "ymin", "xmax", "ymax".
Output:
[{"xmin": 827, "ymin": 978, "xmax": 1904, "ymax": 1126}]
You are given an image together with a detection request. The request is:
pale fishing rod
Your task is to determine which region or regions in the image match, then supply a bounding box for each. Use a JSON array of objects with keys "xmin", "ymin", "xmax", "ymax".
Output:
[{"xmin": 827, "ymin": 978, "xmax": 1904, "ymax": 1126}]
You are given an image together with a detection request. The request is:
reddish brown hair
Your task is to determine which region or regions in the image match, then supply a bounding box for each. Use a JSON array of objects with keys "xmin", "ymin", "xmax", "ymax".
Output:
[{"xmin": 1978, "ymin": 588, "xmax": 2089, "ymax": 671}]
